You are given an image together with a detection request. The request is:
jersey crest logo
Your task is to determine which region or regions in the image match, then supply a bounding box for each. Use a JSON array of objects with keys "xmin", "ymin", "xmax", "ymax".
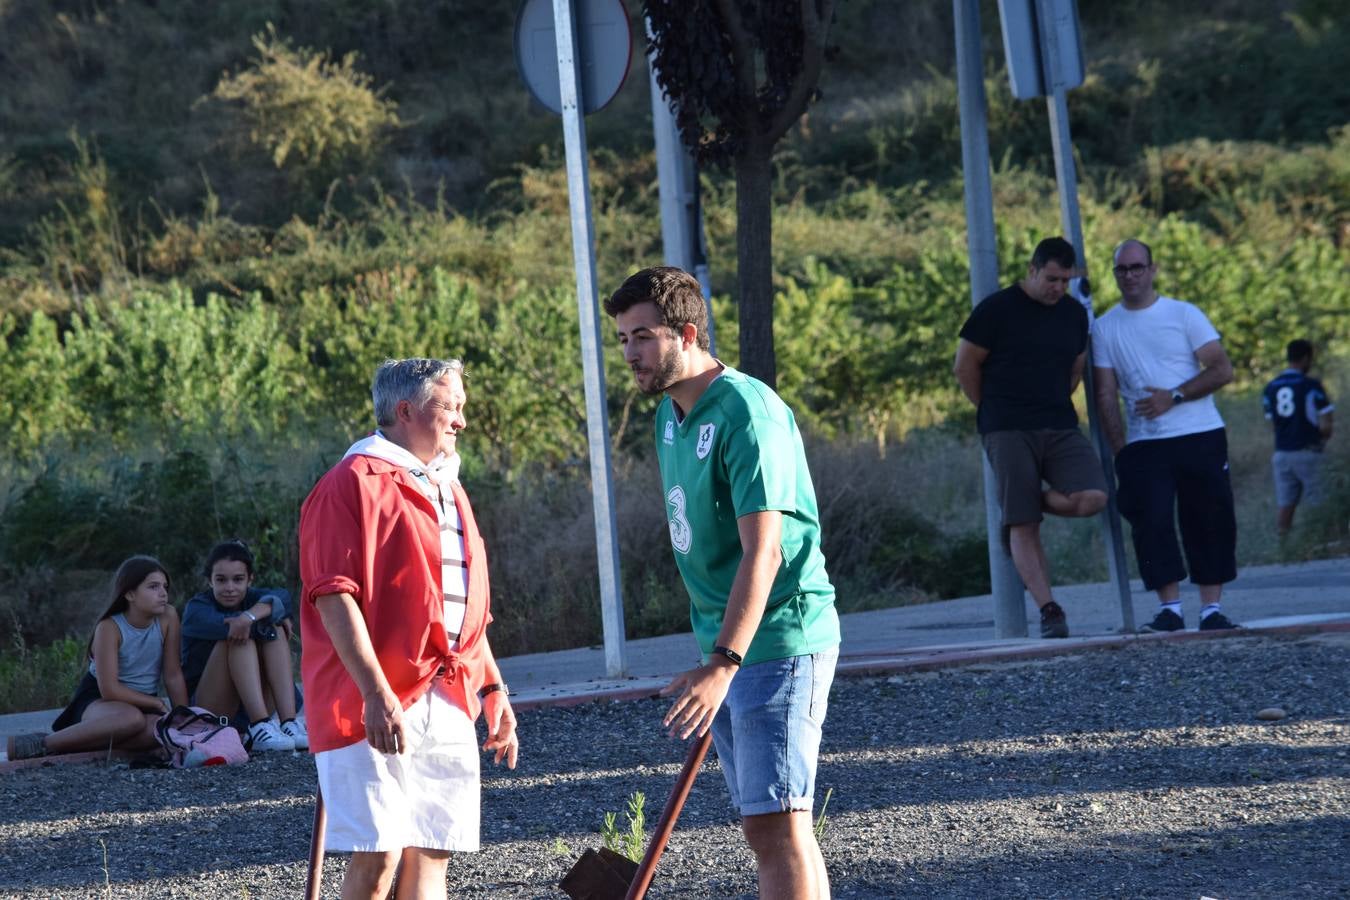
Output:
[
  {"xmin": 696, "ymin": 423, "xmax": 715, "ymax": 459},
  {"xmin": 663, "ymin": 419, "xmax": 675, "ymax": 445}
]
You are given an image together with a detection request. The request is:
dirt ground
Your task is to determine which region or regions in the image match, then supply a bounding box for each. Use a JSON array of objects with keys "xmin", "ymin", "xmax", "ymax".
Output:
[{"xmin": 1, "ymin": 633, "xmax": 1347, "ymax": 898}]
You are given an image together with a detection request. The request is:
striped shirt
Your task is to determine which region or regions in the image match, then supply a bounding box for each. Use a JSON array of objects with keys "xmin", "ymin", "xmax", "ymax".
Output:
[{"xmin": 408, "ymin": 471, "xmax": 468, "ymax": 651}]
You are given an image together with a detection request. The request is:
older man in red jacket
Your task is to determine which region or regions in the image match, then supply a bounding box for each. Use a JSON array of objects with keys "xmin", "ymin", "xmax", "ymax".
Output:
[{"xmin": 300, "ymin": 357, "xmax": 518, "ymax": 900}]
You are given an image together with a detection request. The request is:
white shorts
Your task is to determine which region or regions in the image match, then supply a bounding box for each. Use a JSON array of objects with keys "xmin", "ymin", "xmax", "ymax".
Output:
[{"xmin": 314, "ymin": 683, "xmax": 480, "ymax": 852}]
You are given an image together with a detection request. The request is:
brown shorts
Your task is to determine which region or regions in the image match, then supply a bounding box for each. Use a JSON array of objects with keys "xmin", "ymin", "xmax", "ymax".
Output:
[{"xmin": 982, "ymin": 429, "xmax": 1106, "ymax": 526}]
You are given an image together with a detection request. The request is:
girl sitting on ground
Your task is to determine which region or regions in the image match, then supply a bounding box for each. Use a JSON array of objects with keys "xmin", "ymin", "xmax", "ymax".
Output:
[
  {"xmin": 180, "ymin": 539, "xmax": 306, "ymax": 752},
  {"xmin": 6, "ymin": 555, "xmax": 190, "ymax": 761}
]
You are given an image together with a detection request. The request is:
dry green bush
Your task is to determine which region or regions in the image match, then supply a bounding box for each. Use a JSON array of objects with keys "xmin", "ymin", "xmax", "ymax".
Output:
[{"xmin": 209, "ymin": 24, "xmax": 400, "ymax": 173}]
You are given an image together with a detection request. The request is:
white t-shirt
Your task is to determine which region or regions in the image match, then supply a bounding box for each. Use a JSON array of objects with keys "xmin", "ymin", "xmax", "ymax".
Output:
[{"xmin": 1091, "ymin": 295, "xmax": 1225, "ymax": 443}]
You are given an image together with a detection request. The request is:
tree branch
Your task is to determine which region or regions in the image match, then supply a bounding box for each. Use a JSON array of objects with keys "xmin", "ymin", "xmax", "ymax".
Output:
[
  {"xmin": 714, "ymin": 0, "xmax": 761, "ymax": 133},
  {"xmin": 764, "ymin": 0, "xmax": 834, "ymax": 144}
]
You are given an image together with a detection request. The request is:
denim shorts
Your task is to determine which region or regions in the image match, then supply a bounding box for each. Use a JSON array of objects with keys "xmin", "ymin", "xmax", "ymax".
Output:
[
  {"xmin": 710, "ymin": 646, "xmax": 838, "ymax": 817},
  {"xmin": 1272, "ymin": 449, "xmax": 1324, "ymax": 507}
]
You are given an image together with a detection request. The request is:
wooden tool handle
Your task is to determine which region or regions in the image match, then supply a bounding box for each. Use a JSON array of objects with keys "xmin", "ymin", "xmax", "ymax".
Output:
[
  {"xmin": 305, "ymin": 786, "xmax": 327, "ymax": 900},
  {"xmin": 624, "ymin": 729, "xmax": 713, "ymax": 900}
]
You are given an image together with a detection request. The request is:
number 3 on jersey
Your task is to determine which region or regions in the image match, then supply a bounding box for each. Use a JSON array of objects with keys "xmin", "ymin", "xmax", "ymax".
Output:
[{"xmin": 666, "ymin": 485, "xmax": 692, "ymax": 554}]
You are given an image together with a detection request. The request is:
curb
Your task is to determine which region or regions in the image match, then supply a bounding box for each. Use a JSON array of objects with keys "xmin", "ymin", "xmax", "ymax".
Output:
[
  {"xmin": 512, "ymin": 619, "xmax": 1350, "ymax": 709},
  {"xmin": 6, "ymin": 619, "xmax": 1348, "ymax": 773},
  {"xmin": 832, "ymin": 618, "xmax": 1350, "ymax": 678},
  {"xmin": 1, "ymin": 748, "xmax": 136, "ymax": 774}
]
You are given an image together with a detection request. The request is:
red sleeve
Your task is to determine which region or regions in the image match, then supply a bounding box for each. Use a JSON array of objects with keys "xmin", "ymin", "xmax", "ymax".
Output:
[{"xmin": 299, "ymin": 465, "xmax": 364, "ymax": 605}]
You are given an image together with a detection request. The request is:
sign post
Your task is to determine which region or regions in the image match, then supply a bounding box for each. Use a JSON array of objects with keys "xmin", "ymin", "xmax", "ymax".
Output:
[
  {"xmin": 996, "ymin": 0, "xmax": 1135, "ymax": 632},
  {"xmin": 1030, "ymin": 0, "xmax": 1135, "ymax": 632},
  {"xmin": 955, "ymin": 0, "xmax": 1028, "ymax": 638},
  {"xmin": 516, "ymin": 0, "xmax": 633, "ymax": 675},
  {"xmin": 645, "ymin": 19, "xmax": 716, "ymax": 354}
]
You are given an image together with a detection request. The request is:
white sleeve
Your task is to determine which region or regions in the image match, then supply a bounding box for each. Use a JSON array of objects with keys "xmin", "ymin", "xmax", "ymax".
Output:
[
  {"xmin": 1090, "ymin": 319, "xmax": 1114, "ymax": 368},
  {"xmin": 1183, "ymin": 302, "xmax": 1221, "ymax": 350}
]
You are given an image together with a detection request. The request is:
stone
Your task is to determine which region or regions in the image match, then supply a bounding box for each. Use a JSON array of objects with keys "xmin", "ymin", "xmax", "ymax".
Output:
[{"xmin": 1255, "ymin": 707, "xmax": 1287, "ymax": 721}]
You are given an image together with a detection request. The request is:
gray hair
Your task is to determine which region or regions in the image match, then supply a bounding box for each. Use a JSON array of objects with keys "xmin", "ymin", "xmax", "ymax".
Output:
[{"xmin": 371, "ymin": 357, "xmax": 464, "ymax": 427}]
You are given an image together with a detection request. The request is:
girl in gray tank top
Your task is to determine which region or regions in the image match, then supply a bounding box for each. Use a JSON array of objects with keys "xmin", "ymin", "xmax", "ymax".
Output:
[
  {"xmin": 88, "ymin": 613, "xmax": 164, "ymax": 696},
  {"xmin": 5, "ymin": 556, "xmax": 190, "ymax": 761}
]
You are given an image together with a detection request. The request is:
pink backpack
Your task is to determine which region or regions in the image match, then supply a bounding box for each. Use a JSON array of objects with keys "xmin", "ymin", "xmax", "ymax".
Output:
[{"xmin": 155, "ymin": 706, "xmax": 249, "ymax": 767}]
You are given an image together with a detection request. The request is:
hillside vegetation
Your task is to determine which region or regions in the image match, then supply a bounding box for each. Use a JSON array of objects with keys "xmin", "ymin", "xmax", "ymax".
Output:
[{"xmin": 1, "ymin": 0, "xmax": 1347, "ymax": 709}]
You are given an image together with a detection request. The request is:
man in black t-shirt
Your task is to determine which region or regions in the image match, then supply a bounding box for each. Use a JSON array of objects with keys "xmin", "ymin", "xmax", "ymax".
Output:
[{"xmin": 954, "ymin": 237, "xmax": 1108, "ymax": 638}]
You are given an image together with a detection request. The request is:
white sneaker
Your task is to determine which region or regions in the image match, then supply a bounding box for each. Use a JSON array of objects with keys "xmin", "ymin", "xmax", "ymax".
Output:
[
  {"xmin": 248, "ymin": 719, "xmax": 295, "ymax": 752},
  {"xmin": 280, "ymin": 717, "xmax": 309, "ymax": 750}
]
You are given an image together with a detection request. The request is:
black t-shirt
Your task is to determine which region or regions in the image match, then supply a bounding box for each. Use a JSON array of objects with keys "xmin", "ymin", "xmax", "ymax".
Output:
[{"xmin": 959, "ymin": 283, "xmax": 1088, "ymax": 433}]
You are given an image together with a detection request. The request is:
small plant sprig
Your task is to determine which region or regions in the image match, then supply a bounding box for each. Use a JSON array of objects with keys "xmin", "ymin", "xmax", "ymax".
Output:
[
  {"xmin": 814, "ymin": 787, "xmax": 834, "ymax": 842},
  {"xmin": 100, "ymin": 838, "xmax": 111, "ymax": 898},
  {"xmin": 600, "ymin": 791, "xmax": 647, "ymax": 863}
]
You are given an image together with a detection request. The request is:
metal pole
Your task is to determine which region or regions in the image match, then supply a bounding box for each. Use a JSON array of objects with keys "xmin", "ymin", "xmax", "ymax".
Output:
[
  {"xmin": 954, "ymin": 0, "xmax": 1027, "ymax": 638},
  {"xmin": 647, "ymin": 31, "xmax": 693, "ymax": 273},
  {"xmin": 304, "ymin": 787, "xmax": 326, "ymax": 900},
  {"xmin": 553, "ymin": 0, "xmax": 628, "ymax": 675},
  {"xmin": 691, "ymin": 188, "xmax": 716, "ymax": 357},
  {"xmin": 1034, "ymin": 0, "xmax": 1135, "ymax": 632},
  {"xmin": 646, "ymin": 20, "xmax": 716, "ymax": 355}
]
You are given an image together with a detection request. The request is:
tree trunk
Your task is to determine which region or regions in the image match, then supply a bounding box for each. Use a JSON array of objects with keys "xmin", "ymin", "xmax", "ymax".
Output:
[{"xmin": 734, "ymin": 145, "xmax": 776, "ymax": 389}]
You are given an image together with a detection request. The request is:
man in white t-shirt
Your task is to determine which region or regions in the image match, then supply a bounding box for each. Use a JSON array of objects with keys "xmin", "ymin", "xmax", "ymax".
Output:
[{"xmin": 1092, "ymin": 239, "xmax": 1242, "ymax": 633}]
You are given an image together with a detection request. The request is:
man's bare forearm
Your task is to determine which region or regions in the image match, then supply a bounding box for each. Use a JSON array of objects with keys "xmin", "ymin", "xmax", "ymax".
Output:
[
  {"xmin": 955, "ymin": 368, "xmax": 981, "ymax": 407},
  {"xmin": 1099, "ymin": 403, "xmax": 1126, "ymax": 452},
  {"xmin": 1177, "ymin": 341, "xmax": 1235, "ymax": 402},
  {"xmin": 315, "ymin": 593, "xmax": 390, "ymax": 700},
  {"xmin": 1175, "ymin": 363, "xmax": 1233, "ymax": 402},
  {"xmin": 952, "ymin": 340, "xmax": 988, "ymax": 408},
  {"xmin": 1094, "ymin": 369, "xmax": 1127, "ymax": 453},
  {"xmin": 715, "ymin": 512, "xmax": 784, "ymax": 656}
]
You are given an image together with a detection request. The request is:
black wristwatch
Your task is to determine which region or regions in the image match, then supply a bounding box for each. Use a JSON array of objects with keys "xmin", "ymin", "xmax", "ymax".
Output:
[
  {"xmin": 712, "ymin": 645, "xmax": 743, "ymax": 666},
  {"xmin": 1170, "ymin": 388, "xmax": 1186, "ymax": 405},
  {"xmin": 479, "ymin": 683, "xmax": 509, "ymax": 699}
]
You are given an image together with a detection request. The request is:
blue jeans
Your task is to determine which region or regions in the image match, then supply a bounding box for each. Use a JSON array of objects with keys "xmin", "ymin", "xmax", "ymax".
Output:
[{"xmin": 710, "ymin": 647, "xmax": 838, "ymax": 817}]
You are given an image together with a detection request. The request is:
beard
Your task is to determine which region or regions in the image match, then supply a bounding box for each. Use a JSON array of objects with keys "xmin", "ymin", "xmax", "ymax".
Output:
[{"xmin": 640, "ymin": 342, "xmax": 685, "ymax": 396}]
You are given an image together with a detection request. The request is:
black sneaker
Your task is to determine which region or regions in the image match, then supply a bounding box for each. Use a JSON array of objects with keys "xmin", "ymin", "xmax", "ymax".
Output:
[
  {"xmin": 1039, "ymin": 601, "xmax": 1069, "ymax": 639},
  {"xmin": 1139, "ymin": 608, "xmax": 1185, "ymax": 633},
  {"xmin": 1199, "ymin": 611, "xmax": 1242, "ymax": 631}
]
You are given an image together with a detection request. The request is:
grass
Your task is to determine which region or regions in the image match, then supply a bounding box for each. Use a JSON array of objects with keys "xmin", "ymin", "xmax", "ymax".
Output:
[
  {"xmin": 814, "ymin": 787, "xmax": 834, "ymax": 841},
  {"xmin": 0, "ymin": 635, "xmax": 83, "ymax": 720}
]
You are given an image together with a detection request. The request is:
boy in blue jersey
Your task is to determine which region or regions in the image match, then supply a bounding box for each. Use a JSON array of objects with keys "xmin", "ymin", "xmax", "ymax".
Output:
[
  {"xmin": 605, "ymin": 266, "xmax": 839, "ymax": 900},
  {"xmin": 1263, "ymin": 340, "xmax": 1335, "ymax": 535}
]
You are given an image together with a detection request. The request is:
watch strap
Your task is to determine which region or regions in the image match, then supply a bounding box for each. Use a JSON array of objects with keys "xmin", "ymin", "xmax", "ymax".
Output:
[{"xmin": 712, "ymin": 645, "xmax": 743, "ymax": 666}]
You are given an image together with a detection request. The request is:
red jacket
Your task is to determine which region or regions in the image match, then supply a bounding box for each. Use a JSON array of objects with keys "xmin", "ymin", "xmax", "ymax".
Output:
[{"xmin": 299, "ymin": 453, "xmax": 497, "ymax": 752}]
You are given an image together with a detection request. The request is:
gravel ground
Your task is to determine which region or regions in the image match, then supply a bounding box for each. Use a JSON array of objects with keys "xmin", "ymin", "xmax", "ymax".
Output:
[{"xmin": 2, "ymin": 633, "xmax": 1348, "ymax": 899}]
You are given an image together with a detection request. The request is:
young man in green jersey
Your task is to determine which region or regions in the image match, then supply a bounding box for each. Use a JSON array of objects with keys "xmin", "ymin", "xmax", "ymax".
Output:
[{"xmin": 605, "ymin": 266, "xmax": 840, "ymax": 900}]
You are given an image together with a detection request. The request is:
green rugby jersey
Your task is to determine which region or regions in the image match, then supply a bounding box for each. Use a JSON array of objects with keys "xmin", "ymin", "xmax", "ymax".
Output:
[{"xmin": 654, "ymin": 366, "xmax": 839, "ymax": 665}]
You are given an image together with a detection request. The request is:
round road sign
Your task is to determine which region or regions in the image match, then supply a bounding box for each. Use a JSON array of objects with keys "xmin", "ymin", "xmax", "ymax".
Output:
[{"xmin": 514, "ymin": 0, "xmax": 632, "ymax": 115}]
